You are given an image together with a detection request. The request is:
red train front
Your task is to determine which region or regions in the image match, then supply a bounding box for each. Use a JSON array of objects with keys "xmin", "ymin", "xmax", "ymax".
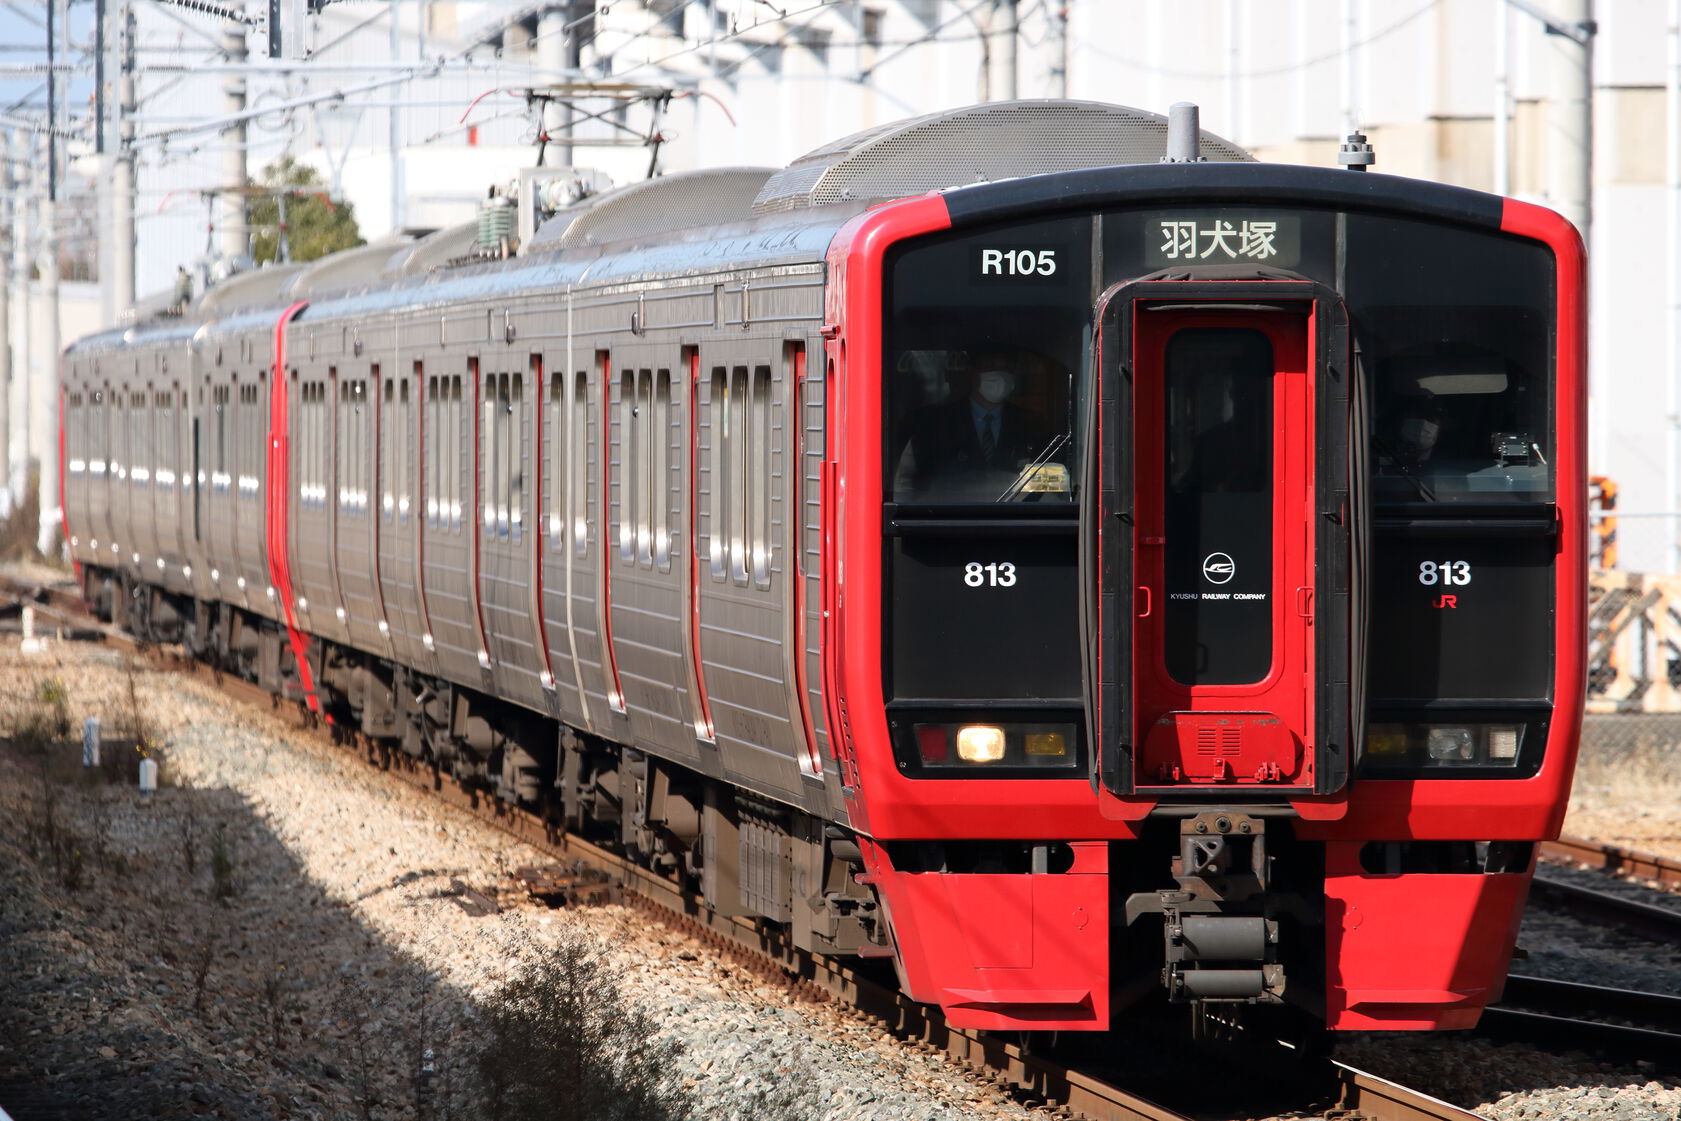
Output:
[{"xmin": 827, "ymin": 147, "xmax": 1585, "ymax": 1032}]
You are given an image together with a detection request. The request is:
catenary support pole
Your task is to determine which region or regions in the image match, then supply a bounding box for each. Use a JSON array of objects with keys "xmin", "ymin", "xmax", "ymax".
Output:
[
  {"xmin": 997, "ymin": 0, "xmax": 1018, "ymax": 101},
  {"xmin": 1669, "ymin": 0, "xmax": 1680, "ymax": 570},
  {"xmin": 0, "ymin": 129, "xmax": 11, "ymax": 516},
  {"xmin": 220, "ymin": 8, "xmax": 249, "ymax": 262},
  {"xmin": 113, "ymin": 3, "xmax": 135, "ymax": 320}
]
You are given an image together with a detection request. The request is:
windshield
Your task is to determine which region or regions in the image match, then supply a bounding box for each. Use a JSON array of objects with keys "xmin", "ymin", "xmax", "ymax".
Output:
[{"xmin": 884, "ymin": 215, "xmax": 1093, "ymax": 506}]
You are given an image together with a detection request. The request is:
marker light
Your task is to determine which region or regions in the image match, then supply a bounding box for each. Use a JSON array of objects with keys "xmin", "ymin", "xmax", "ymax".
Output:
[
  {"xmin": 956, "ymin": 725, "xmax": 1007, "ymax": 763},
  {"xmin": 916, "ymin": 725, "xmax": 948, "ymax": 764},
  {"xmin": 1025, "ymin": 731, "xmax": 1068, "ymax": 758},
  {"xmin": 1487, "ymin": 726, "xmax": 1522, "ymax": 761}
]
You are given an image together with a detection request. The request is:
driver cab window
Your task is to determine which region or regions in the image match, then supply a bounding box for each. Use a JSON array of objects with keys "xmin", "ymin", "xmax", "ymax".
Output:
[
  {"xmin": 889, "ymin": 349, "xmax": 1076, "ymax": 503},
  {"xmin": 884, "ymin": 215, "xmax": 1092, "ymax": 506},
  {"xmin": 1346, "ymin": 215, "xmax": 1555, "ymax": 505}
]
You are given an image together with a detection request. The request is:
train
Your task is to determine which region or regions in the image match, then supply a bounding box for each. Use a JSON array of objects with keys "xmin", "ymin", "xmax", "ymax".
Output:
[{"xmin": 59, "ymin": 100, "xmax": 1586, "ymax": 1036}]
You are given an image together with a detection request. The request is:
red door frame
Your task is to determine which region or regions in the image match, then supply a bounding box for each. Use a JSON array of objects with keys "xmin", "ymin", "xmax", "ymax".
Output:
[{"xmin": 1130, "ymin": 307, "xmax": 1316, "ymax": 791}]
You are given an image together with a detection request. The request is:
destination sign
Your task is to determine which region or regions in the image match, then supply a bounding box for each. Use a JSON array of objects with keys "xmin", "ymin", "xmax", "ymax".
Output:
[{"xmin": 1141, "ymin": 213, "xmax": 1302, "ymax": 269}]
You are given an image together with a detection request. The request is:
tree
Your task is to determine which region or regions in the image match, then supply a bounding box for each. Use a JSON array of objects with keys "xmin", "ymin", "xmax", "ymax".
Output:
[{"xmin": 249, "ymin": 156, "xmax": 364, "ymax": 265}]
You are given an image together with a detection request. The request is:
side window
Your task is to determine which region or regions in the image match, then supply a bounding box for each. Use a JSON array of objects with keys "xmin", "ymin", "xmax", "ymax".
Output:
[
  {"xmin": 547, "ymin": 366, "xmax": 564, "ymax": 550},
  {"xmin": 729, "ymin": 366, "xmax": 749, "ymax": 584},
  {"xmin": 399, "ymin": 370, "xmax": 413, "ymax": 524},
  {"xmin": 382, "ymin": 377, "xmax": 396, "ymax": 522},
  {"xmin": 572, "ymin": 370, "xmax": 589, "ymax": 556},
  {"xmin": 511, "ymin": 371, "xmax": 525, "ymax": 542},
  {"xmin": 425, "ymin": 374, "xmax": 439, "ymax": 527},
  {"xmin": 480, "ymin": 361, "xmax": 494, "ymax": 538},
  {"xmin": 637, "ymin": 369, "xmax": 654, "ymax": 568},
  {"xmin": 750, "ymin": 364, "xmax": 771, "ymax": 588},
  {"xmin": 654, "ymin": 368, "xmax": 671, "ymax": 571},
  {"xmin": 449, "ymin": 374, "xmax": 463, "ymax": 532},
  {"xmin": 708, "ymin": 367, "xmax": 728, "ymax": 581},
  {"xmin": 619, "ymin": 367, "xmax": 635, "ymax": 563}
]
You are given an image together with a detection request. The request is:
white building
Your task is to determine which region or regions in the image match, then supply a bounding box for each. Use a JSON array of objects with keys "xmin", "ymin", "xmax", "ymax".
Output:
[{"xmin": 12, "ymin": 0, "xmax": 1681, "ymax": 568}]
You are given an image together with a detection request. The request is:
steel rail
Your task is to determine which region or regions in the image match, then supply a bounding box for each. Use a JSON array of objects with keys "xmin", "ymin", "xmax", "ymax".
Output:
[
  {"xmin": 1481, "ymin": 975, "xmax": 1681, "ymax": 1069},
  {"xmin": 1542, "ymin": 835, "xmax": 1681, "ymax": 891},
  {"xmin": 1527, "ymin": 875, "xmax": 1681, "ymax": 943},
  {"xmin": 4, "ymin": 575, "xmax": 1495, "ymax": 1121}
]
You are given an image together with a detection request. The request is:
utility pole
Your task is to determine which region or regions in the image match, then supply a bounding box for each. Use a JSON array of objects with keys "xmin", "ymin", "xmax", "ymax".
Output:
[
  {"xmin": 0, "ymin": 130, "xmax": 11, "ymax": 516},
  {"xmin": 221, "ymin": 8, "xmax": 250, "ymax": 262},
  {"xmin": 389, "ymin": 0, "xmax": 405, "ymax": 231},
  {"xmin": 39, "ymin": 0, "xmax": 64, "ymax": 556},
  {"xmin": 12, "ymin": 134, "xmax": 30, "ymax": 513},
  {"xmin": 1047, "ymin": 2, "xmax": 1068, "ymax": 99},
  {"xmin": 538, "ymin": 4, "xmax": 569, "ymax": 166},
  {"xmin": 1544, "ymin": 0, "xmax": 1594, "ymax": 241},
  {"xmin": 997, "ymin": 0, "xmax": 1018, "ymax": 101},
  {"xmin": 113, "ymin": 3, "xmax": 136, "ymax": 319}
]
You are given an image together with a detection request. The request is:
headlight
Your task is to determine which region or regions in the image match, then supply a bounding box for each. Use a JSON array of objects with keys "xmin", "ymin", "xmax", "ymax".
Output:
[
  {"xmin": 1426, "ymin": 727, "xmax": 1475, "ymax": 763},
  {"xmin": 1364, "ymin": 722, "xmax": 1531, "ymax": 772},
  {"xmin": 956, "ymin": 725, "xmax": 1007, "ymax": 763},
  {"xmin": 896, "ymin": 719, "xmax": 1081, "ymax": 775}
]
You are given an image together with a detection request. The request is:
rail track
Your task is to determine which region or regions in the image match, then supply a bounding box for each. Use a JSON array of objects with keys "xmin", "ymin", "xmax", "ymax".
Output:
[
  {"xmin": 0, "ymin": 574, "xmax": 1506, "ymax": 1120},
  {"xmin": 1483, "ymin": 976, "xmax": 1681, "ymax": 1069},
  {"xmin": 1527, "ymin": 872, "xmax": 1681, "ymax": 943},
  {"xmin": 1542, "ymin": 836, "xmax": 1681, "ymax": 892}
]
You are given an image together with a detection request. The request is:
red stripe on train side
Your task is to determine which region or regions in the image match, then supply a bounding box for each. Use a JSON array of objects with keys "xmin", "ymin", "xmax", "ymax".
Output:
[
  {"xmin": 599, "ymin": 351, "xmax": 625, "ymax": 712},
  {"xmin": 687, "ymin": 347, "xmax": 714, "ymax": 738},
  {"xmin": 789, "ymin": 342, "xmax": 821, "ymax": 776},
  {"xmin": 267, "ymin": 301, "xmax": 320, "ymax": 711}
]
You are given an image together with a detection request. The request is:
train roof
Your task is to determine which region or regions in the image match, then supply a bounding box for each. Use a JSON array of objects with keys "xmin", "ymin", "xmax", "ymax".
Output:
[{"xmin": 88, "ymin": 98, "xmax": 1262, "ymax": 346}]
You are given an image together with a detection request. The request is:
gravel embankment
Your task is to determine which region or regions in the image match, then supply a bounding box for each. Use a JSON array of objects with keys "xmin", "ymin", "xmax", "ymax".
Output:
[
  {"xmin": 0, "ymin": 638, "xmax": 1053, "ymax": 1121},
  {"xmin": 0, "ymin": 630, "xmax": 1678, "ymax": 1120}
]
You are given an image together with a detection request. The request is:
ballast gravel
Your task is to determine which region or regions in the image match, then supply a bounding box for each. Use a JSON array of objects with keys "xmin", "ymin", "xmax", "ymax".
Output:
[
  {"xmin": 0, "ymin": 637, "xmax": 1057, "ymax": 1121},
  {"xmin": 0, "ymin": 629, "xmax": 1677, "ymax": 1120}
]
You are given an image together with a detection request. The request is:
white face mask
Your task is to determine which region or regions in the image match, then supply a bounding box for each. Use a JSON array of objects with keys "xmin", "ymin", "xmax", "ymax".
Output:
[
  {"xmin": 1400, "ymin": 417, "xmax": 1439, "ymax": 451},
  {"xmin": 976, "ymin": 371, "xmax": 1014, "ymax": 405}
]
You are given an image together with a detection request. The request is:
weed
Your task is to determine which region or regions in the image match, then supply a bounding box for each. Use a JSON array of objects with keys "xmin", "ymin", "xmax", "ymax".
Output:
[
  {"xmin": 179, "ymin": 803, "xmax": 199, "ymax": 875},
  {"xmin": 261, "ymin": 965, "xmax": 290, "ymax": 1052},
  {"xmin": 209, "ymin": 822, "xmax": 235, "ymax": 900},
  {"xmin": 472, "ymin": 935, "xmax": 693, "ymax": 1121},
  {"xmin": 331, "ymin": 973, "xmax": 384, "ymax": 1120},
  {"xmin": 191, "ymin": 938, "xmax": 215, "ymax": 1016}
]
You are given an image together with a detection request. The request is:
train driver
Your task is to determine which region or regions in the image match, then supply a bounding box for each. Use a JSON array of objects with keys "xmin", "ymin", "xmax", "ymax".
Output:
[{"xmin": 892, "ymin": 362, "xmax": 1052, "ymax": 501}]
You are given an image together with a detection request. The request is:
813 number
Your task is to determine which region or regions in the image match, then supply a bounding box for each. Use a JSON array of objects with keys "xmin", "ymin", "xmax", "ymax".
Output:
[{"xmin": 1418, "ymin": 560, "xmax": 1472, "ymax": 586}]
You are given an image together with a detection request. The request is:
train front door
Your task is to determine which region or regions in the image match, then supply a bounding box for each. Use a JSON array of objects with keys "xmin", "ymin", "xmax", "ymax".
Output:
[{"xmin": 1091, "ymin": 280, "xmax": 1354, "ymax": 799}]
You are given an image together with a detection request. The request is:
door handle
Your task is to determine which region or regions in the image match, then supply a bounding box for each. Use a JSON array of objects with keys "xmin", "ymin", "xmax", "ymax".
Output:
[{"xmin": 1137, "ymin": 585, "xmax": 1152, "ymax": 618}]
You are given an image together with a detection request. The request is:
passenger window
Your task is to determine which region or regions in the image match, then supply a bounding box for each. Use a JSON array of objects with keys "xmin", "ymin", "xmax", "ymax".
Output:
[
  {"xmin": 708, "ymin": 367, "xmax": 728, "ymax": 581},
  {"xmin": 637, "ymin": 369, "xmax": 653, "ymax": 568},
  {"xmin": 620, "ymin": 368, "xmax": 635, "ymax": 563},
  {"xmin": 750, "ymin": 365, "xmax": 771, "ymax": 588},
  {"xmin": 654, "ymin": 368, "xmax": 671, "ymax": 571},
  {"xmin": 573, "ymin": 370, "xmax": 589, "ymax": 556},
  {"xmin": 510, "ymin": 372, "xmax": 523, "ymax": 541},
  {"xmin": 548, "ymin": 366, "xmax": 564, "ymax": 549},
  {"xmin": 730, "ymin": 366, "xmax": 749, "ymax": 585}
]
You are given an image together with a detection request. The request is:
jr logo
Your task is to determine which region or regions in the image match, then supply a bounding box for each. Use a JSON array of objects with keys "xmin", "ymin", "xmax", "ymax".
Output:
[
  {"xmin": 1434, "ymin": 595, "xmax": 1458, "ymax": 609},
  {"xmin": 1201, "ymin": 552, "xmax": 1235, "ymax": 584}
]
